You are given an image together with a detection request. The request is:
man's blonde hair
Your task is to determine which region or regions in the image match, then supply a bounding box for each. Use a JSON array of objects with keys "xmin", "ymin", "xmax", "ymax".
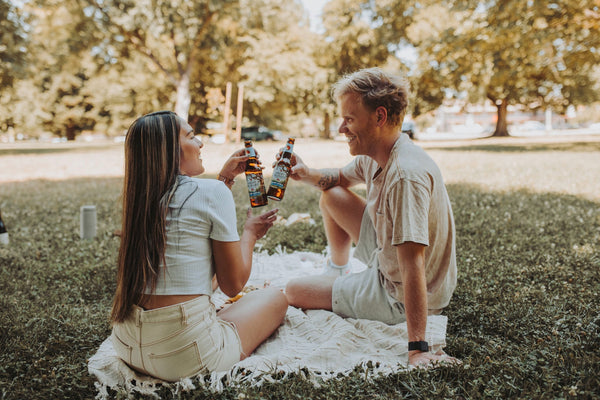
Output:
[{"xmin": 332, "ymin": 67, "xmax": 409, "ymax": 127}]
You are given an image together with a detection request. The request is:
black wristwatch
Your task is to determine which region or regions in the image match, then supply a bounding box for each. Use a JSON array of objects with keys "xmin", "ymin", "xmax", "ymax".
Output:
[{"xmin": 408, "ymin": 341, "xmax": 429, "ymax": 352}]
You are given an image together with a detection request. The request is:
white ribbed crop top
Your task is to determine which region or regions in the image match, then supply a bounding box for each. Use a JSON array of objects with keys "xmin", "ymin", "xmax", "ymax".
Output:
[{"xmin": 145, "ymin": 175, "xmax": 240, "ymax": 295}]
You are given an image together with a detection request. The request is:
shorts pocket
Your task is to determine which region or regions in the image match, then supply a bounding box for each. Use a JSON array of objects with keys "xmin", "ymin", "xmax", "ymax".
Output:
[
  {"xmin": 148, "ymin": 341, "xmax": 203, "ymax": 382},
  {"xmin": 111, "ymin": 333, "xmax": 133, "ymax": 365}
]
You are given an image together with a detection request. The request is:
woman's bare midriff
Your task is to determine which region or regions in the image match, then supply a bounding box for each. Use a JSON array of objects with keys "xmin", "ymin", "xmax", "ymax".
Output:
[{"xmin": 140, "ymin": 294, "xmax": 202, "ymax": 310}]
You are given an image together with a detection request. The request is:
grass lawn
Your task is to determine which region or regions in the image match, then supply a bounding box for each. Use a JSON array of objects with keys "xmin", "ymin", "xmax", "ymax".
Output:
[{"xmin": 0, "ymin": 136, "xmax": 599, "ymax": 399}]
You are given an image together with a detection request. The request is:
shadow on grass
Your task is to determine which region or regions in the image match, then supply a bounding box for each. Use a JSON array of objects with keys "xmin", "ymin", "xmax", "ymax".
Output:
[
  {"xmin": 0, "ymin": 177, "xmax": 598, "ymax": 399},
  {"xmin": 426, "ymin": 140, "xmax": 600, "ymax": 153}
]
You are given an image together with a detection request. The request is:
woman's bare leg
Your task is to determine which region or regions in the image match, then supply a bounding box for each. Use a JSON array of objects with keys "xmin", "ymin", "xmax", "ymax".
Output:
[{"xmin": 217, "ymin": 287, "xmax": 287, "ymax": 359}]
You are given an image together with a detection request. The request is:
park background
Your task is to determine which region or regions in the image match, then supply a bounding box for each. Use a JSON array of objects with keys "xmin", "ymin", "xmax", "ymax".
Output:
[
  {"xmin": 1, "ymin": 0, "xmax": 599, "ymax": 399},
  {"xmin": 1, "ymin": 0, "xmax": 600, "ymax": 142}
]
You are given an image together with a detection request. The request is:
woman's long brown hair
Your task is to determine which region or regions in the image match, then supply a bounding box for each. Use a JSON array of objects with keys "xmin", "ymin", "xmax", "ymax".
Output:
[{"xmin": 111, "ymin": 111, "xmax": 181, "ymax": 323}]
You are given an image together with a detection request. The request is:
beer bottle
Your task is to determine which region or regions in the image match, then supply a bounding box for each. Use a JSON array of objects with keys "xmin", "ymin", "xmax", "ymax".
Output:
[
  {"xmin": 267, "ymin": 138, "xmax": 295, "ymax": 201},
  {"xmin": 0, "ymin": 208, "xmax": 9, "ymax": 245},
  {"xmin": 244, "ymin": 140, "xmax": 268, "ymax": 207}
]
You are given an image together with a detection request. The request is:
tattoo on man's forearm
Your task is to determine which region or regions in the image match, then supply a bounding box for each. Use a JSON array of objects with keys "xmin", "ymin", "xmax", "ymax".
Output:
[{"xmin": 317, "ymin": 169, "xmax": 340, "ymax": 190}]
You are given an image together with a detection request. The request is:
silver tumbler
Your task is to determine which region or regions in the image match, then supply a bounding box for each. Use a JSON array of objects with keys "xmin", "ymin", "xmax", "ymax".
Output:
[{"xmin": 80, "ymin": 205, "xmax": 97, "ymax": 239}]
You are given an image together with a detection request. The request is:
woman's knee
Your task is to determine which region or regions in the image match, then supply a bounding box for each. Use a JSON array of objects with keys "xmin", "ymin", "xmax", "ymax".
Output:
[
  {"xmin": 259, "ymin": 287, "xmax": 288, "ymax": 320},
  {"xmin": 272, "ymin": 288, "xmax": 289, "ymax": 317}
]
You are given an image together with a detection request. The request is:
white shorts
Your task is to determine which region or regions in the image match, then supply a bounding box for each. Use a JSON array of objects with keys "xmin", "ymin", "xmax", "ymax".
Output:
[
  {"xmin": 111, "ymin": 295, "xmax": 242, "ymax": 381},
  {"xmin": 331, "ymin": 209, "xmax": 407, "ymax": 325}
]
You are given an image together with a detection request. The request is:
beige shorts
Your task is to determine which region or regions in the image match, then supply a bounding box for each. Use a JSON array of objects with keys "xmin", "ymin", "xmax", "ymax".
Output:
[
  {"xmin": 331, "ymin": 208, "xmax": 407, "ymax": 325},
  {"xmin": 111, "ymin": 295, "xmax": 242, "ymax": 382}
]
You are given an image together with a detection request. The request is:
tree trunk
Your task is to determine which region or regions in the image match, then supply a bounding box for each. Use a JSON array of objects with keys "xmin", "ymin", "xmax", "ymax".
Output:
[
  {"xmin": 493, "ymin": 99, "xmax": 510, "ymax": 137},
  {"xmin": 174, "ymin": 74, "xmax": 191, "ymax": 120},
  {"xmin": 321, "ymin": 112, "xmax": 331, "ymax": 139},
  {"xmin": 66, "ymin": 125, "xmax": 76, "ymax": 141}
]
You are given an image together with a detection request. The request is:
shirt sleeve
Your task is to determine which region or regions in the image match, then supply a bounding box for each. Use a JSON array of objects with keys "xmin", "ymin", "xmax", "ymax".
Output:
[
  {"xmin": 340, "ymin": 156, "xmax": 366, "ymax": 186},
  {"xmin": 208, "ymin": 181, "xmax": 240, "ymax": 242},
  {"xmin": 388, "ymin": 179, "xmax": 431, "ymax": 246}
]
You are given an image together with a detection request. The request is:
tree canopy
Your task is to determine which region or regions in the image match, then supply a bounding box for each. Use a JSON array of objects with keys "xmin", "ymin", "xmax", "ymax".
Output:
[
  {"xmin": 236, "ymin": 0, "xmax": 323, "ymax": 129},
  {"xmin": 0, "ymin": 0, "xmax": 28, "ymax": 132},
  {"xmin": 0, "ymin": 0, "xmax": 599, "ymax": 140},
  {"xmin": 408, "ymin": 0, "xmax": 600, "ymax": 135},
  {"xmin": 82, "ymin": 0, "xmax": 243, "ymax": 120},
  {"xmin": 0, "ymin": 0, "xmax": 27, "ymax": 88}
]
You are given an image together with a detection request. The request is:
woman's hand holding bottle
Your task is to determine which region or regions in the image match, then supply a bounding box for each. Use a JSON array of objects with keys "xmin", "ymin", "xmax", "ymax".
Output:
[{"xmin": 219, "ymin": 148, "xmax": 250, "ymax": 181}]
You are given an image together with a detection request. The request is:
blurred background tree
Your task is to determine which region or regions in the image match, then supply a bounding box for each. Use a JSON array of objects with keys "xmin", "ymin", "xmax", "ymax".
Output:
[
  {"xmin": 0, "ymin": 0, "xmax": 598, "ymax": 140},
  {"xmin": 23, "ymin": 1, "xmax": 115, "ymax": 140},
  {"xmin": 0, "ymin": 0, "xmax": 28, "ymax": 133},
  {"xmin": 82, "ymin": 0, "xmax": 242, "ymax": 122},
  {"xmin": 0, "ymin": 0, "xmax": 27, "ymax": 88},
  {"xmin": 236, "ymin": 0, "xmax": 324, "ymax": 133},
  {"xmin": 408, "ymin": 0, "xmax": 600, "ymax": 136}
]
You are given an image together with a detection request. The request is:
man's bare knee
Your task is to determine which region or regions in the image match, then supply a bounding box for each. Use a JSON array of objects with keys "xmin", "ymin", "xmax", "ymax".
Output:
[
  {"xmin": 284, "ymin": 276, "xmax": 335, "ymax": 310},
  {"xmin": 319, "ymin": 186, "xmax": 349, "ymax": 211}
]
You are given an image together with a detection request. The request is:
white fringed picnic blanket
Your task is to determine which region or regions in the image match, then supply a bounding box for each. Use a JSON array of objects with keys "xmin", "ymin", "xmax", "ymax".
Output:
[{"xmin": 88, "ymin": 251, "xmax": 449, "ymax": 398}]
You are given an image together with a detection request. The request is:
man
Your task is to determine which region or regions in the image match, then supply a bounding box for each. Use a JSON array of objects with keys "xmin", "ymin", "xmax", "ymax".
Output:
[{"xmin": 285, "ymin": 67, "xmax": 458, "ymax": 367}]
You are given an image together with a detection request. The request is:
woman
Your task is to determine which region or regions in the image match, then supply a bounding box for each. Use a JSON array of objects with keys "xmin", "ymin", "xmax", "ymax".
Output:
[{"xmin": 110, "ymin": 111, "xmax": 287, "ymax": 382}]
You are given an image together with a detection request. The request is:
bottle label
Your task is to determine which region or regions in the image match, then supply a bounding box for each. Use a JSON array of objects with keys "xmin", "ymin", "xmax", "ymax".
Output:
[
  {"xmin": 246, "ymin": 174, "xmax": 265, "ymax": 195},
  {"xmin": 246, "ymin": 147, "xmax": 257, "ymax": 157},
  {"xmin": 271, "ymin": 165, "xmax": 288, "ymax": 189}
]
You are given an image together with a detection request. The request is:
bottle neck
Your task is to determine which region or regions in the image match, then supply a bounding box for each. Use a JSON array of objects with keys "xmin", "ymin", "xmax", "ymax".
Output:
[
  {"xmin": 281, "ymin": 143, "xmax": 294, "ymax": 161},
  {"xmin": 245, "ymin": 147, "xmax": 261, "ymax": 171}
]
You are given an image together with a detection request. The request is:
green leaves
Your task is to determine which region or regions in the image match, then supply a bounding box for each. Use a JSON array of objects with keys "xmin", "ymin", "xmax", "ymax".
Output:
[
  {"xmin": 0, "ymin": 0, "xmax": 28, "ymax": 88},
  {"xmin": 410, "ymin": 0, "xmax": 600, "ymax": 134}
]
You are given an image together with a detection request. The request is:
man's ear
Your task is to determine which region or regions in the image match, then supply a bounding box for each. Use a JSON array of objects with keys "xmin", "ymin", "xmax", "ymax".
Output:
[{"xmin": 376, "ymin": 107, "xmax": 387, "ymax": 126}]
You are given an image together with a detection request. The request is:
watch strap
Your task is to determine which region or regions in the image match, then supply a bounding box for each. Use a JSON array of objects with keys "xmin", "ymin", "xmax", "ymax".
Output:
[{"xmin": 408, "ymin": 341, "xmax": 429, "ymax": 352}]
